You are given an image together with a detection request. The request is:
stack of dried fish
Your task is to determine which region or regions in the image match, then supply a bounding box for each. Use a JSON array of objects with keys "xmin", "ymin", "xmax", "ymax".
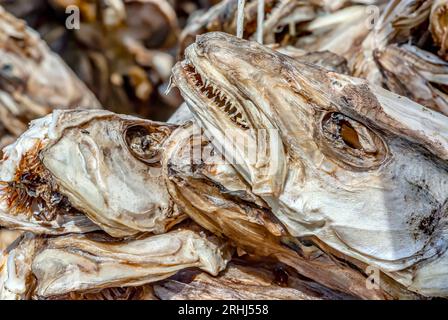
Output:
[
  {"xmin": 180, "ymin": 0, "xmax": 448, "ymax": 116},
  {"xmin": 1, "ymin": 0, "xmax": 183, "ymax": 120},
  {"xmin": 0, "ymin": 7, "xmax": 100, "ymax": 152},
  {"xmin": 1, "ymin": 0, "xmax": 448, "ymax": 300}
]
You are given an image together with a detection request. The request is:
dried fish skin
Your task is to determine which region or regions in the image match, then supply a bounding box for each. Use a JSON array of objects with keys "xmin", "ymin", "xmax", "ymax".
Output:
[
  {"xmin": 0, "ymin": 6, "xmax": 101, "ymax": 136},
  {"xmin": 174, "ymin": 32, "xmax": 448, "ymax": 297},
  {"xmin": 154, "ymin": 262, "xmax": 356, "ymax": 300},
  {"xmin": 272, "ymin": 47, "xmax": 350, "ymax": 74},
  {"xmin": 0, "ymin": 109, "xmax": 185, "ymax": 237},
  {"xmin": 0, "ymin": 113, "xmax": 100, "ymax": 235},
  {"xmin": 296, "ymin": 5, "xmax": 372, "ymax": 67},
  {"xmin": 162, "ymin": 123, "xmax": 405, "ymax": 299},
  {"xmin": 31, "ymin": 229, "xmax": 232, "ymax": 298},
  {"xmin": 0, "ymin": 233, "xmax": 42, "ymax": 300},
  {"xmin": 430, "ymin": 0, "xmax": 448, "ymax": 59},
  {"xmin": 374, "ymin": 43, "xmax": 448, "ymax": 116},
  {"xmin": 257, "ymin": 0, "xmax": 317, "ymax": 44},
  {"xmin": 163, "ymin": 123, "xmax": 288, "ymax": 245}
]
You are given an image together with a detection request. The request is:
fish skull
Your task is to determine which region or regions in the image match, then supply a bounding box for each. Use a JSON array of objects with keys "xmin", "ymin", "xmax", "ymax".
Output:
[
  {"xmin": 0, "ymin": 109, "xmax": 184, "ymax": 237},
  {"xmin": 173, "ymin": 32, "xmax": 448, "ymax": 296}
]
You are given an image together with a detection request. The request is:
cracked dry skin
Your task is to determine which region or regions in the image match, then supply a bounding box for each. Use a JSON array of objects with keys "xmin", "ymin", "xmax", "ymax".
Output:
[
  {"xmin": 172, "ymin": 32, "xmax": 448, "ymax": 298},
  {"xmin": 0, "ymin": 227, "xmax": 231, "ymax": 299},
  {"xmin": 163, "ymin": 123, "xmax": 406, "ymax": 299},
  {"xmin": 0, "ymin": 110, "xmax": 185, "ymax": 237}
]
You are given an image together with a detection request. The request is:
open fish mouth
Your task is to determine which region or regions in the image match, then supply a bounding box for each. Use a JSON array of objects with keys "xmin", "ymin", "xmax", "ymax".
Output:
[
  {"xmin": 176, "ymin": 60, "xmax": 251, "ymax": 131},
  {"xmin": 0, "ymin": 110, "xmax": 184, "ymax": 237},
  {"xmin": 0, "ymin": 140, "xmax": 67, "ymax": 222},
  {"xmin": 0, "ymin": 114, "xmax": 99, "ymax": 235}
]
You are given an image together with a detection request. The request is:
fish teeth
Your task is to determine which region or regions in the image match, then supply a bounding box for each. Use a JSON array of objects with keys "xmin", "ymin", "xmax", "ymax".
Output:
[{"xmin": 229, "ymin": 110, "xmax": 240, "ymax": 118}]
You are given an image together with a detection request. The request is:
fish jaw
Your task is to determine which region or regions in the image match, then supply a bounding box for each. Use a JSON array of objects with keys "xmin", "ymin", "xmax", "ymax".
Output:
[
  {"xmin": 173, "ymin": 32, "xmax": 289, "ymax": 197},
  {"xmin": 0, "ymin": 110, "xmax": 184, "ymax": 237},
  {"xmin": 173, "ymin": 32, "xmax": 448, "ymax": 295}
]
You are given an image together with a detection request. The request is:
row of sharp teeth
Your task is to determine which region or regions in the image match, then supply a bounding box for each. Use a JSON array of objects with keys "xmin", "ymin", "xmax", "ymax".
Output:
[{"xmin": 187, "ymin": 65, "xmax": 249, "ymax": 130}]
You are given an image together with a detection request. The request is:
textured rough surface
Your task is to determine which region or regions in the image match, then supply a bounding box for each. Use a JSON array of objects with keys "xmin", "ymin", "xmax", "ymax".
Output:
[
  {"xmin": 0, "ymin": 226, "xmax": 231, "ymax": 300},
  {"xmin": 0, "ymin": 110, "xmax": 185, "ymax": 237},
  {"xmin": 154, "ymin": 262, "xmax": 355, "ymax": 300},
  {"xmin": 172, "ymin": 32, "xmax": 448, "ymax": 298},
  {"xmin": 1, "ymin": 0, "xmax": 448, "ymax": 301}
]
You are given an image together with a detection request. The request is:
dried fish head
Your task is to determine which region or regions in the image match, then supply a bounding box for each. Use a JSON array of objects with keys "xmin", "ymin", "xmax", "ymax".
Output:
[
  {"xmin": 0, "ymin": 113, "xmax": 100, "ymax": 235},
  {"xmin": 163, "ymin": 122, "xmax": 397, "ymax": 299},
  {"xmin": 31, "ymin": 228, "xmax": 231, "ymax": 298},
  {"xmin": 174, "ymin": 33, "xmax": 288, "ymax": 197},
  {"xmin": 0, "ymin": 110, "xmax": 184, "ymax": 237},
  {"xmin": 0, "ymin": 226, "xmax": 231, "ymax": 299},
  {"xmin": 174, "ymin": 32, "xmax": 448, "ymax": 297}
]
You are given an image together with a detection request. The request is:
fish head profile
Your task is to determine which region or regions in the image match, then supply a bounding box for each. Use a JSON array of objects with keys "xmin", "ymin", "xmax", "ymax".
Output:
[
  {"xmin": 173, "ymin": 32, "xmax": 448, "ymax": 296},
  {"xmin": 173, "ymin": 32, "xmax": 293, "ymax": 196},
  {"xmin": 0, "ymin": 110, "xmax": 183, "ymax": 237}
]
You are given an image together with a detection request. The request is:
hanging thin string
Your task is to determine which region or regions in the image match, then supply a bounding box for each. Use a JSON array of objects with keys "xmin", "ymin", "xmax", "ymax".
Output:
[
  {"xmin": 236, "ymin": 0, "xmax": 246, "ymax": 38},
  {"xmin": 256, "ymin": 0, "xmax": 265, "ymax": 44}
]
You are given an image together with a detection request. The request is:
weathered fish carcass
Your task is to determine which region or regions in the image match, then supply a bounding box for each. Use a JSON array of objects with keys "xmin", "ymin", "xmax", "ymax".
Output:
[
  {"xmin": 162, "ymin": 122, "xmax": 401, "ymax": 299},
  {"xmin": 0, "ymin": 110, "xmax": 188, "ymax": 237},
  {"xmin": 172, "ymin": 32, "xmax": 448, "ymax": 298},
  {"xmin": 0, "ymin": 226, "xmax": 231, "ymax": 299}
]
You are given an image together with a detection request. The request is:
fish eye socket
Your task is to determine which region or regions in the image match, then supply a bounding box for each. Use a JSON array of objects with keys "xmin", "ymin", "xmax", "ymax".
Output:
[
  {"xmin": 320, "ymin": 113, "xmax": 388, "ymax": 170},
  {"xmin": 124, "ymin": 124, "xmax": 169, "ymax": 165}
]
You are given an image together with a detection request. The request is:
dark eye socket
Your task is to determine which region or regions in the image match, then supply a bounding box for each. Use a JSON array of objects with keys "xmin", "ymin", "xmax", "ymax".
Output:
[
  {"xmin": 321, "ymin": 113, "xmax": 388, "ymax": 170},
  {"xmin": 124, "ymin": 124, "xmax": 170, "ymax": 165}
]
